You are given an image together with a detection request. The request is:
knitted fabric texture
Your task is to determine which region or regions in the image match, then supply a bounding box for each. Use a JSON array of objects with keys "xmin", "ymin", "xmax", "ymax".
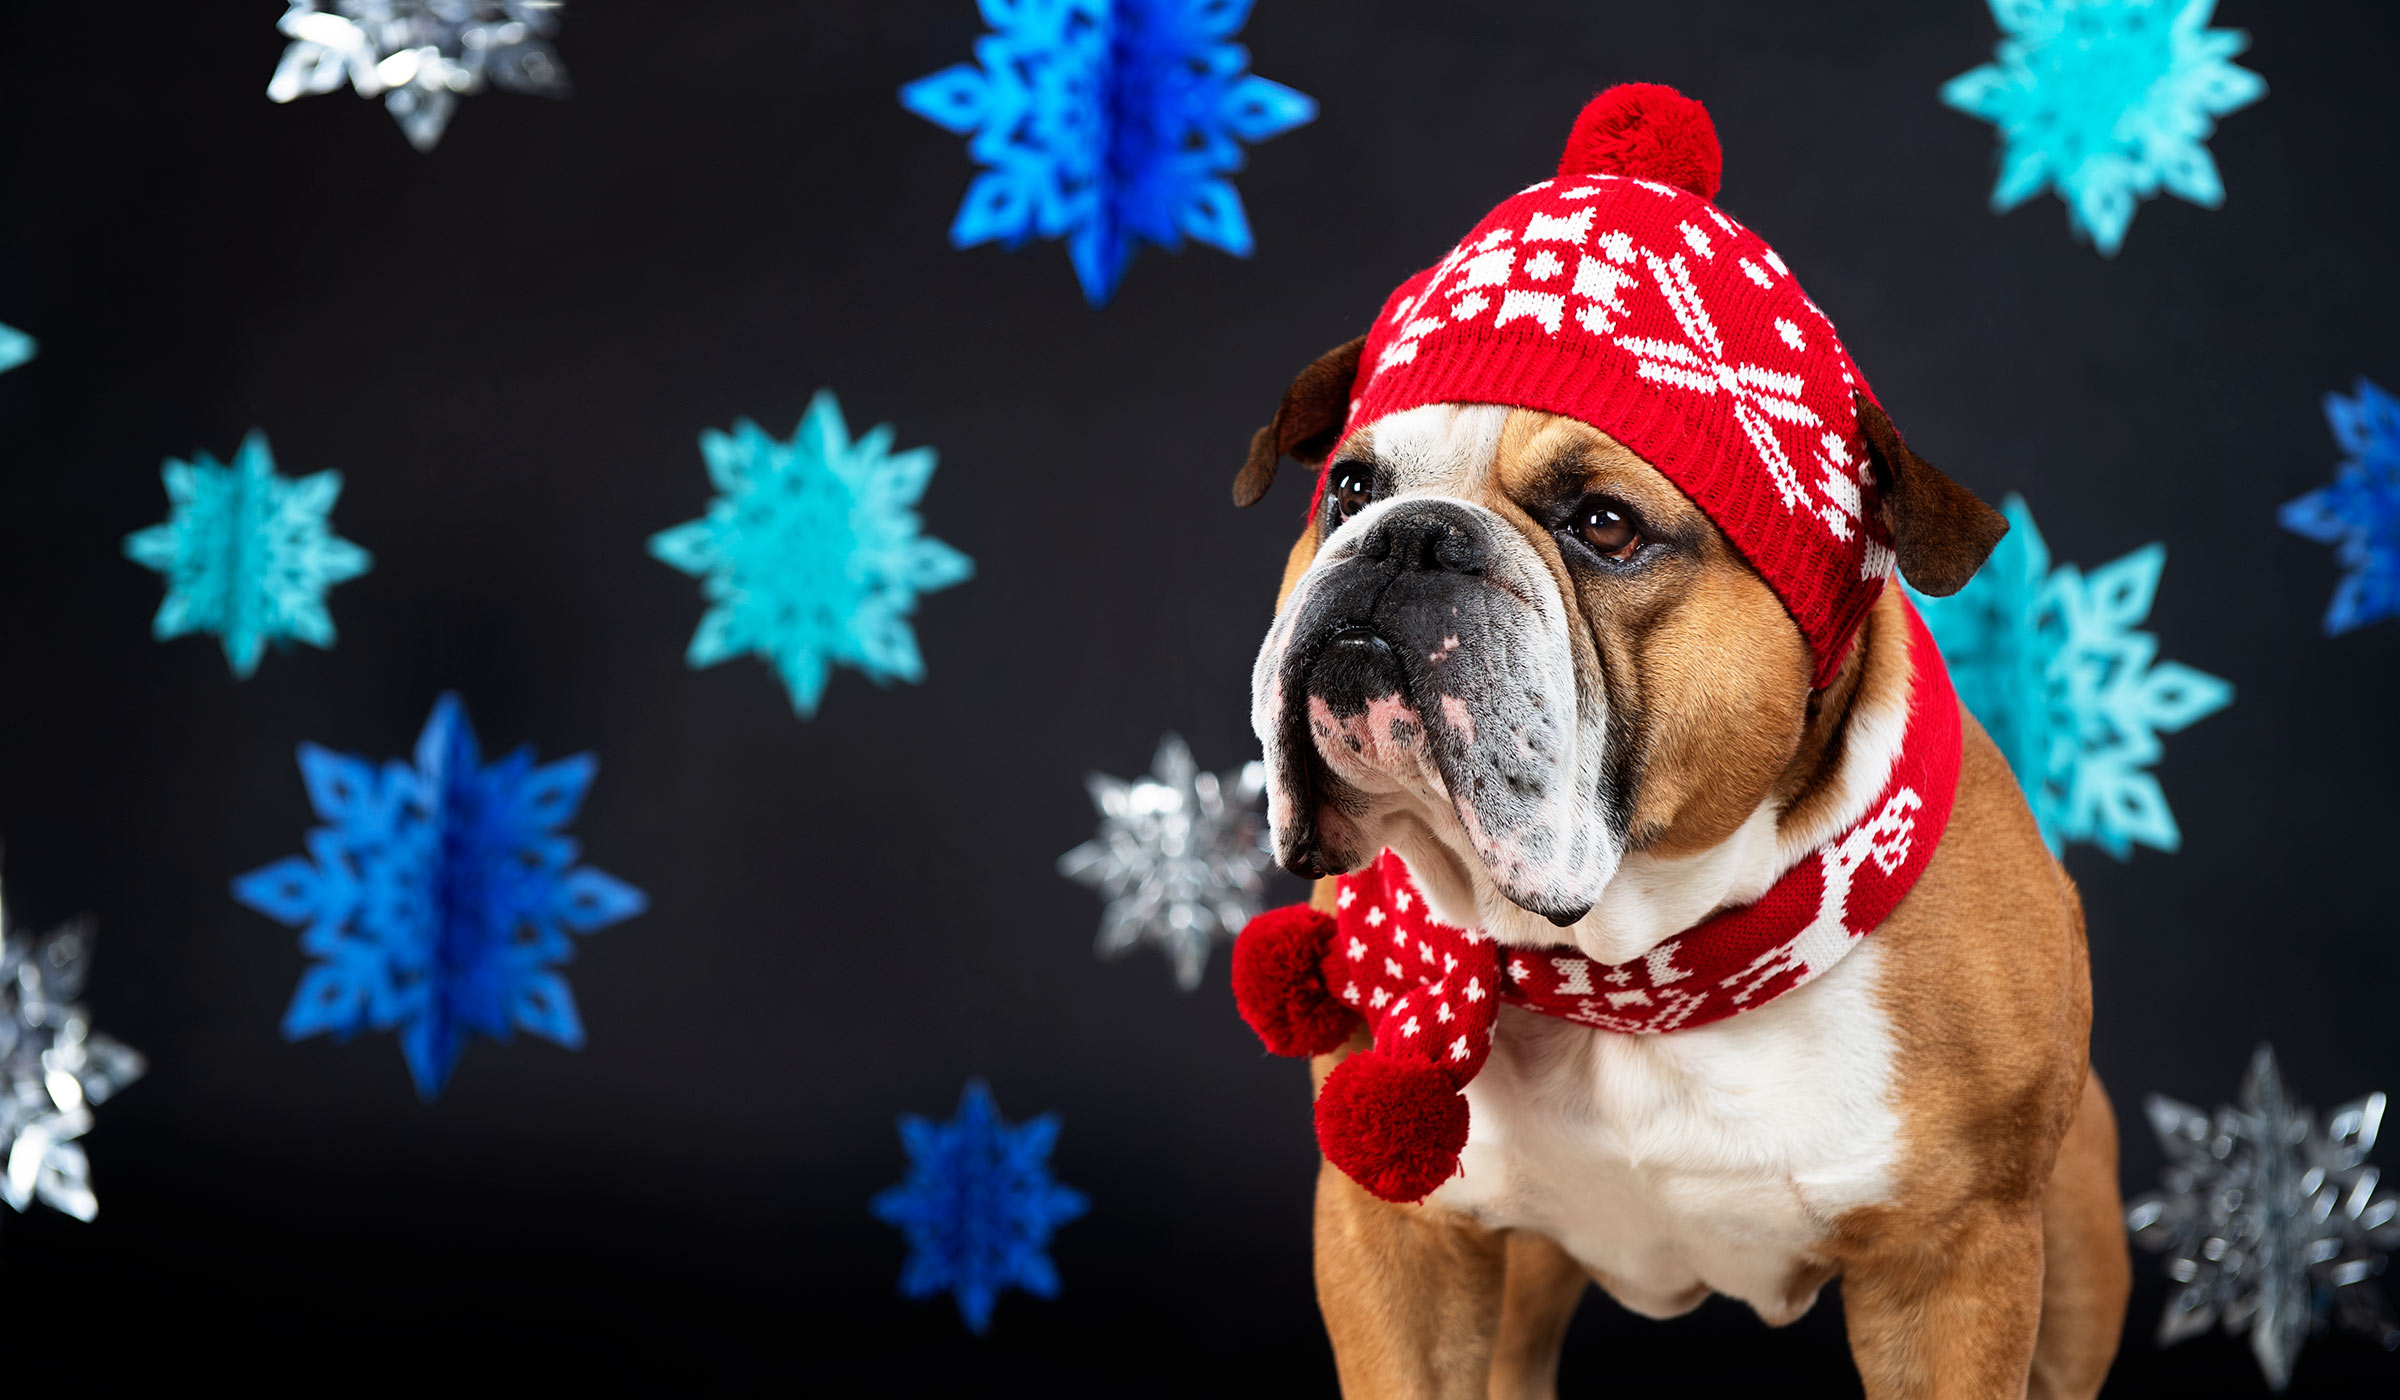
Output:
[
  {"xmin": 1312, "ymin": 84, "xmax": 1892, "ymax": 685},
  {"xmin": 1232, "ymin": 602, "xmax": 1962, "ymax": 1203}
]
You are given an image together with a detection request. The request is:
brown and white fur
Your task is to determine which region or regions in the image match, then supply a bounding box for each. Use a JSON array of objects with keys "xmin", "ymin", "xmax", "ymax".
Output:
[{"xmin": 1235, "ymin": 342, "xmax": 2130, "ymax": 1399}]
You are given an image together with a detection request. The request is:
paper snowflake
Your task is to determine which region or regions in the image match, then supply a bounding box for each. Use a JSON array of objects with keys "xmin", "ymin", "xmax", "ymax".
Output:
[
  {"xmin": 871, "ymin": 1079, "xmax": 1089, "ymax": 1335},
  {"xmin": 123, "ymin": 430, "xmax": 373, "ymax": 680},
  {"xmin": 266, "ymin": 1, "xmax": 571, "ymax": 152},
  {"xmin": 1912, "ymin": 494, "xmax": 2231, "ymax": 859},
  {"xmin": 1940, "ymin": 0, "xmax": 2265, "ymax": 256},
  {"xmin": 649, "ymin": 390, "xmax": 973, "ymax": 719},
  {"xmin": 901, "ymin": 0, "xmax": 1317, "ymax": 306},
  {"xmin": 2128, "ymin": 1045, "xmax": 2400, "ymax": 1391},
  {"xmin": 0, "ymin": 895, "xmax": 145, "ymax": 1223},
  {"xmin": 2281, "ymin": 378, "xmax": 2400, "ymax": 636},
  {"xmin": 0, "ymin": 322, "xmax": 32, "ymax": 374},
  {"xmin": 1058, "ymin": 733, "xmax": 1272, "ymax": 989},
  {"xmin": 233, "ymin": 693, "xmax": 647, "ymax": 1100}
]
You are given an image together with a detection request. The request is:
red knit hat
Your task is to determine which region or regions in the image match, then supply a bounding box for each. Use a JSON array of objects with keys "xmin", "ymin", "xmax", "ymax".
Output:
[{"xmin": 1322, "ymin": 84, "xmax": 1892, "ymax": 685}]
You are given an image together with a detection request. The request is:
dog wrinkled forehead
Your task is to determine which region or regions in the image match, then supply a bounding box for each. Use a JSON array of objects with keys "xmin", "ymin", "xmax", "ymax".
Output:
[
  {"xmin": 1342, "ymin": 403, "xmax": 1711, "ymax": 527},
  {"xmin": 1341, "ymin": 404, "xmax": 1510, "ymax": 499}
]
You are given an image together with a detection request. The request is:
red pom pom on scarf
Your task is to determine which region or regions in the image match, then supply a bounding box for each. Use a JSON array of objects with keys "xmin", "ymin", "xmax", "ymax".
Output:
[
  {"xmin": 1314, "ymin": 1051, "xmax": 1471, "ymax": 1205},
  {"xmin": 1232, "ymin": 904, "xmax": 1355, "ymax": 1058}
]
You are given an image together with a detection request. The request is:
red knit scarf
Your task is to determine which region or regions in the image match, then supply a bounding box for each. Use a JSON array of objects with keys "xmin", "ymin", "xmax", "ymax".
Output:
[{"xmin": 1231, "ymin": 601, "xmax": 1962, "ymax": 1202}]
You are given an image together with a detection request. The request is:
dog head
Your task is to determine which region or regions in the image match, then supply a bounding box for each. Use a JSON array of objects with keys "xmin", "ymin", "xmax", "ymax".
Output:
[{"xmin": 1239, "ymin": 339, "xmax": 2004, "ymax": 950}]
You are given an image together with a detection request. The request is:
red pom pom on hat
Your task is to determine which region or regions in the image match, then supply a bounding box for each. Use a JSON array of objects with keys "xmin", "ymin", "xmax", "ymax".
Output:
[
  {"xmin": 1231, "ymin": 904, "xmax": 1356, "ymax": 1058},
  {"xmin": 1314, "ymin": 1050, "xmax": 1471, "ymax": 1204},
  {"xmin": 1556, "ymin": 82, "xmax": 1722, "ymax": 201}
]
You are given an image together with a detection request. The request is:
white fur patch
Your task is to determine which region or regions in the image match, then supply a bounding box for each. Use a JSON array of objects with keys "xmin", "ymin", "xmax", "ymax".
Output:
[
  {"xmin": 1431, "ymin": 937, "xmax": 1901, "ymax": 1325},
  {"xmin": 1366, "ymin": 403, "xmax": 1509, "ymax": 493}
]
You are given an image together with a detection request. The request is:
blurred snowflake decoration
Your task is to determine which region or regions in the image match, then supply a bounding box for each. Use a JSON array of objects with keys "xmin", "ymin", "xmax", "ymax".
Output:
[
  {"xmin": 901, "ymin": 0, "xmax": 1317, "ymax": 306},
  {"xmin": 0, "ymin": 323, "xmax": 32, "ymax": 373},
  {"xmin": 872, "ymin": 1079, "xmax": 1088, "ymax": 1334},
  {"xmin": 1059, "ymin": 733, "xmax": 1271, "ymax": 989},
  {"xmin": 233, "ymin": 694, "xmax": 647, "ymax": 1100},
  {"xmin": 123, "ymin": 430, "xmax": 373, "ymax": 680},
  {"xmin": 1940, "ymin": 0, "xmax": 2265, "ymax": 256},
  {"xmin": 267, "ymin": 1, "xmax": 571, "ymax": 152},
  {"xmin": 2281, "ymin": 378, "xmax": 2400, "ymax": 636},
  {"xmin": 0, "ymin": 893, "xmax": 145, "ymax": 1222},
  {"xmin": 1911, "ymin": 494, "xmax": 2230, "ymax": 859},
  {"xmin": 650, "ymin": 390, "xmax": 973, "ymax": 719},
  {"xmin": 2129, "ymin": 1045, "xmax": 2400, "ymax": 1391}
]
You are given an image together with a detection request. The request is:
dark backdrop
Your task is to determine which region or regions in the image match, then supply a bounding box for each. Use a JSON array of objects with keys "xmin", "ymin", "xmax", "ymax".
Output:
[{"xmin": 0, "ymin": 1, "xmax": 2392, "ymax": 1393}]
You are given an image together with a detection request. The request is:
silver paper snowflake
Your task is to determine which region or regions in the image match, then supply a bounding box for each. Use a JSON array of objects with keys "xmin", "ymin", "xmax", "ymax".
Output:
[
  {"xmin": 0, "ymin": 895, "xmax": 145, "ymax": 1223},
  {"xmin": 266, "ymin": 1, "xmax": 571, "ymax": 152},
  {"xmin": 2128, "ymin": 1044, "xmax": 2400, "ymax": 1391},
  {"xmin": 1058, "ymin": 734, "xmax": 1273, "ymax": 990}
]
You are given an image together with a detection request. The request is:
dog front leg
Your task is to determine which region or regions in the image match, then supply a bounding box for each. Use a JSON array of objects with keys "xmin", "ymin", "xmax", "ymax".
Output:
[
  {"xmin": 1838, "ymin": 1206, "xmax": 2046, "ymax": 1400},
  {"xmin": 1313, "ymin": 1158, "xmax": 1509, "ymax": 1399},
  {"xmin": 1487, "ymin": 1231, "xmax": 1590, "ymax": 1400}
]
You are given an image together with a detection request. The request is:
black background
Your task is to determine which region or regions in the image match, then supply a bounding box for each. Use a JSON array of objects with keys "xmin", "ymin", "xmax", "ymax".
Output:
[{"xmin": 0, "ymin": 1, "xmax": 2392, "ymax": 1393}]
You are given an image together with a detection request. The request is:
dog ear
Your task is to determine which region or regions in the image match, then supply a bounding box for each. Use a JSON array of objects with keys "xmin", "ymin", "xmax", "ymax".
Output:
[
  {"xmin": 1855, "ymin": 394, "xmax": 2009, "ymax": 597},
  {"xmin": 1233, "ymin": 337, "xmax": 1365, "ymax": 508}
]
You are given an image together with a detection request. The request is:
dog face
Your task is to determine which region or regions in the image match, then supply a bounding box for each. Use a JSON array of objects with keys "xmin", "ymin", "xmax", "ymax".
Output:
[
  {"xmin": 1253, "ymin": 402, "xmax": 1816, "ymax": 943},
  {"xmin": 1237, "ymin": 341, "xmax": 2002, "ymax": 953}
]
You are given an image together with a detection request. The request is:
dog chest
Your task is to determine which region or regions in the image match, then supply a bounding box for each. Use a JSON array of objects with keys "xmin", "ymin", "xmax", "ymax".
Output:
[{"xmin": 1430, "ymin": 939, "xmax": 1902, "ymax": 1325}]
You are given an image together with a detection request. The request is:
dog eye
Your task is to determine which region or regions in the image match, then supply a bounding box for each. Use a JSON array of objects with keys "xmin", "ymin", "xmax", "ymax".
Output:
[
  {"xmin": 1574, "ymin": 500, "xmax": 1644, "ymax": 561},
  {"xmin": 1328, "ymin": 464, "xmax": 1375, "ymax": 526}
]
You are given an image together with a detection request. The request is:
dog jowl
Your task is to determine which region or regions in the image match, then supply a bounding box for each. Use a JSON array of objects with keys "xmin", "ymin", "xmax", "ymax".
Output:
[{"xmin": 1251, "ymin": 407, "xmax": 1617, "ymax": 927}]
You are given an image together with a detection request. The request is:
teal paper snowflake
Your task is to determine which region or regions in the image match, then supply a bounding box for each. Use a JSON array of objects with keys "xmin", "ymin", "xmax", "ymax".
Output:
[
  {"xmin": 649, "ymin": 390, "xmax": 973, "ymax": 719},
  {"xmin": 123, "ymin": 430, "xmax": 373, "ymax": 679},
  {"xmin": 1940, "ymin": 0, "xmax": 2265, "ymax": 256},
  {"xmin": 0, "ymin": 322, "xmax": 32, "ymax": 373},
  {"xmin": 2281, "ymin": 378, "xmax": 2400, "ymax": 636},
  {"xmin": 1912, "ymin": 495, "xmax": 2232, "ymax": 858},
  {"xmin": 871, "ymin": 1079, "xmax": 1089, "ymax": 1334},
  {"xmin": 901, "ymin": 0, "xmax": 1317, "ymax": 306},
  {"xmin": 233, "ymin": 693, "xmax": 648, "ymax": 1099}
]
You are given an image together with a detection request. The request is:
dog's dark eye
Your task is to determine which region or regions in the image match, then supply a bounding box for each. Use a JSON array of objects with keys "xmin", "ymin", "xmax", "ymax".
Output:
[
  {"xmin": 1327, "ymin": 464, "xmax": 1375, "ymax": 526},
  {"xmin": 1574, "ymin": 500, "xmax": 1645, "ymax": 561}
]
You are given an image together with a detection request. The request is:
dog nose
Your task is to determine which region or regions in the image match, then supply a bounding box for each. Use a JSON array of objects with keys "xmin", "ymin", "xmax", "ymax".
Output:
[
  {"xmin": 1360, "ymin": 504, "xmax": 1488, "ymax": 575},
  {"xmin": 1310, "ymin": 626, "xmax": 1404, "ymax": 713}
]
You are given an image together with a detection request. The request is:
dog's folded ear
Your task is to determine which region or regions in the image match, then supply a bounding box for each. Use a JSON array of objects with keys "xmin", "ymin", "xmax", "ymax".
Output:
[
  {"xmin": 1233, "ymin": 336, "xmax": 1365, "ymax": 508},
  {"xmin": 1856, "ymin": 394, "xmax": 2009, "ymax": 597}
]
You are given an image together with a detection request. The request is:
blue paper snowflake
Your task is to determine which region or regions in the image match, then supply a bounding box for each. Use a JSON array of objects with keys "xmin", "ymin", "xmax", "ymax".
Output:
[
  {"xmin": 1912, "ymin": 495, "xmax": 2232, "ymax": 859},
  {"xmin": 649, "ymin": 390, "xmax": 973, "ymax": 719},
  {"xmin": 1940, "ymin": 0, "xmax": 2265, "ymax": 256},
  {"xmin": 871, "ymin": 1079, "xmax": 1089, "ymax": 1335},
  {"xmin": 901, "ymin": 0, "xmax": 1317, "ymax": 306},
  {"xmin": 123, "ymin": 430, "xmax": 372, "ymax": 679},
  {"xmin": 0, "ymin": 322, "xmax": 32, "ymax": 373},
  {"xmin": 232, "ymin": 693, "xmax": 648, "ymax": 1099},
  {"xmin": 2281, "ymin": 378, "xmax": 2400, "ymax": 636}
]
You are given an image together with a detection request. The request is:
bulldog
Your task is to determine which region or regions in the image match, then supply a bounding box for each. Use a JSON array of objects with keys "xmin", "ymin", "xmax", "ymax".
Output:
[{"xmin": 1227, "ymin": 86, "xmax": 2130, "ymax": 1399}]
